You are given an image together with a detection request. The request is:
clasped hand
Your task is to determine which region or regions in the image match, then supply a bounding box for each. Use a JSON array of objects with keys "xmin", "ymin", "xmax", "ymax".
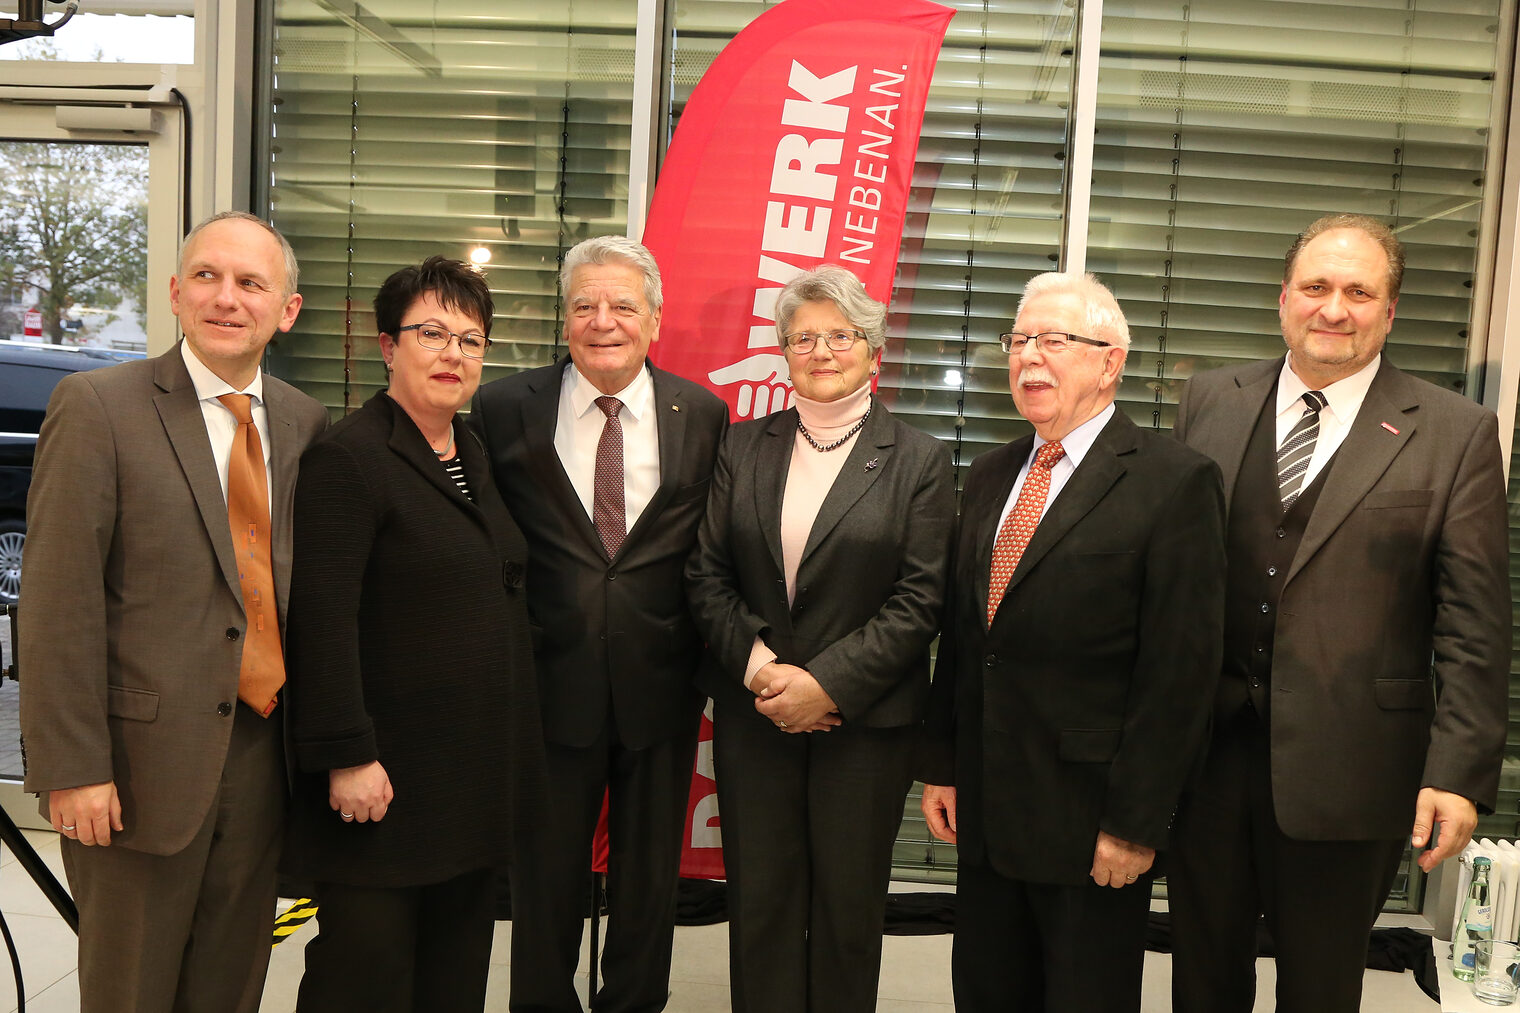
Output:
[{"xmin": 752, "ymin": 662, "xmax": 842, "ymax": 733}]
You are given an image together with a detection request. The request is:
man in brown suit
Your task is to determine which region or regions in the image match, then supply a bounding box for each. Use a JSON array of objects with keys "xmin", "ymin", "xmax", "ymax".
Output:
[{"xmin": 18, "ymin": 211, "xmax": 327, "ymax": 1012}]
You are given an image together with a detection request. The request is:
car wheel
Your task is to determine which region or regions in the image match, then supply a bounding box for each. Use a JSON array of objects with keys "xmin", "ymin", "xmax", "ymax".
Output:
[{"xmin": 0, "ymin": 520, "xmax": 22, "ymax": 605}]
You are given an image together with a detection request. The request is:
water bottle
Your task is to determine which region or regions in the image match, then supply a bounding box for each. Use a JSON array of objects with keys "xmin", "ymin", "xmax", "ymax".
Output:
[{"xmin": 1455, "ymin": 856, "xmax": 1495, "ymax": 981}]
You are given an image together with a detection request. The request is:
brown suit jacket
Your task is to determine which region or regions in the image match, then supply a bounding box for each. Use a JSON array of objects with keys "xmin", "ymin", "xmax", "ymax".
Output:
[
  {"xmin": 1175, "ymin": 356, "xmax": 1509, "ymax": 839},
  {"xmin": 18, "ymin": 344, "xmax": 327, "ymax": 855}
]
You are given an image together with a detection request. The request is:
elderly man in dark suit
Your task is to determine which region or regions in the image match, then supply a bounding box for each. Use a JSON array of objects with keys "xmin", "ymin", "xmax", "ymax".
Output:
[
  {"xmin": 1168, "ymin": 213, "xmax": 1510, "ymax": 1013},
  {"xmin": 471, "ymin": 235, "xmax": 727, "ymax": 1013},
  {"xmin": 921, "ymin": 271, "xmax": 1226, "ymax": 1013},
  {"xmin": 18, "ymin": 211, "xmax": 328, "ymax": 1012}
]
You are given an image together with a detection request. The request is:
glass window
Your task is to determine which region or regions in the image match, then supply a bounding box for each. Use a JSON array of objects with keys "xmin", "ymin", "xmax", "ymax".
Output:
[
  {"xmin": 0, "ymin": 9, "xmax": 194, "ymax": 64},
  {"xmin": 1089, "ymin": 1, "xmax": 1506, "ymax": 430},
  {"xmin": 264, "ymin": 1, "xmax": 637, "ymax": 412}
]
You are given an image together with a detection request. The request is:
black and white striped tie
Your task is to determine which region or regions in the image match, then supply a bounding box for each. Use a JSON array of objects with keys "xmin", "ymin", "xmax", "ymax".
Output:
[{"xmin": 1277, "ymin": 390, "xmax": 1329, "ymax": 508}]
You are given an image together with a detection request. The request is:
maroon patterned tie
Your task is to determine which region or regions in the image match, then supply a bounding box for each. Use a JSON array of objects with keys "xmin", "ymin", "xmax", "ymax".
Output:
[
  {"xmin": 986, "ymin": 440, "xmax": 1066, "ymax": 625},
  {"xmin": 593, "ymin": 396, "xmax": 626, "ymax": 557}
]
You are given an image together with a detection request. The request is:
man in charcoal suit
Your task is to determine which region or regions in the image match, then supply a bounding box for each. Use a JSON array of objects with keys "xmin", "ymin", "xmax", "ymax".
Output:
[
  {"xmin": 471, "ymin": 235, "xmax": 727, "ymax": 1013},
  {"xmin": 921, "ymin": 270, "xmax": 1226, "ymax": 1012}
]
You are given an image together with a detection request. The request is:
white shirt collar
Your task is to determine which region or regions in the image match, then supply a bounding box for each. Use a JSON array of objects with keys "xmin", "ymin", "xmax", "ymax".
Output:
[
  {"xmin": 180, "ymin": 340, "xmax": 265, "ymax": 404},
  {"xmin": 1033, "ymin": 401, "xmax": 1115, "ymax": 469},
  {"xmin": 565, "ymin": 361, "xmax": 654, "ymax": 421},
  {"xmin": 1277, "ymin": 353, "xmax": 1380, "ymax": 421}
]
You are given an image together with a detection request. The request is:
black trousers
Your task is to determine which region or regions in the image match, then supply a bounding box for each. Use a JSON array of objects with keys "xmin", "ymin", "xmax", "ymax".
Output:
[
  {"xmin": 296, "ymin": 867, "xmax": 497, "ymax": 1013},
  {"xmin": 952, "ymin": 858, "xmax": 1153, "ymax": 1013},
  {"xmin": 1168, "ymin": 708, "xmax": 1406, "ymax": 1013},
  {"xmin": 712, "ymin": 692, "xmax": 915, "ymax": 1013},
  {"xmin": 508, "ymin": 719, "xmax": 700, "ymax": 1013}
]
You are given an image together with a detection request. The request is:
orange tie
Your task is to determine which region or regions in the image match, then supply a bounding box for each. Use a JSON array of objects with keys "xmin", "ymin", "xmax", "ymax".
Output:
[
  {"xmin": 218, "ymin": 393, "xmax": 284, "ymax": 717},
  {"xmin": 986, "ymin": 440, "xmax": 1066, "ymax": 625}
]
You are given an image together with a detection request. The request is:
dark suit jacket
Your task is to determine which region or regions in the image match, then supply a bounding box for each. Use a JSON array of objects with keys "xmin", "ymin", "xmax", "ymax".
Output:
[
  {"xmin": 685, "ymin": 401, "xmax": 954, "ymax": 726},
  {"xmin": 470, "ymin": 360, "xmax": 727, "ymax": 750},
  {"xmin": 1174, "ymin": 356, "xmax": 1509, "ymax": 840},
  {"xmin": 282, "ymin": 392, "xmax": 545, "ymax": 887},
  {"xmin": 922, "ymin": 409, "xmax": 1226, "ymax": 886},
  {"xmin": 18, "ymin": 344, "xmax": 327, "ymax": 855}
]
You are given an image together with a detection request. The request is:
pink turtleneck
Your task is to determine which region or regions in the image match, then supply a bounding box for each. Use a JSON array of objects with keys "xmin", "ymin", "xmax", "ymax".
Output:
[{"xmin": 743, "ymin": 383, "xmax": 872, "ymax": 688}]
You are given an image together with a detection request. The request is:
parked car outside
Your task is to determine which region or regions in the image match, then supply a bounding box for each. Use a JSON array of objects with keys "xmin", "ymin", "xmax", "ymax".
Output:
[{"xmin": 0, "ymin": 341, "xmax": 144, "ymax": 603}]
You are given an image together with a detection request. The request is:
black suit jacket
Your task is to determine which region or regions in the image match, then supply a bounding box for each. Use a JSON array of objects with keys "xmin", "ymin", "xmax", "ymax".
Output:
[
  {"xmin": 922, "ymin": 410, "xmax": 1227, "ymax": 885},
  {"xmin": 1175, "ymin": 356, "xmax": 1509, "ymax": 839},
  {"xmin": 470, "ymin": 360, "xmax": 728, "ymax": 749},
  {"xmin": 283, "ymin": 392, "xmax": 545, "ymax": 887},
  {"xmin": 685, "ymin": 401, "xmax": 954, "ymax": 726}
]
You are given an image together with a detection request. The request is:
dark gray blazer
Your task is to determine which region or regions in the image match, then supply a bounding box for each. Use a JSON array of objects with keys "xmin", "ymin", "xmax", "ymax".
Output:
[
  {"xmin": 685, "ymin": 401, "xmax": 954, "ymax": 727},
  {"xmin": 1175, "ymin": 355, "xmax": 1509, "ymax": 840},
  {"xmin": 470, "ymin": 360, "xmax": 728, "ymax": 750},
  {"xmin": 19, "ymin": 345, "xmax": 327, "ymax": 855}
]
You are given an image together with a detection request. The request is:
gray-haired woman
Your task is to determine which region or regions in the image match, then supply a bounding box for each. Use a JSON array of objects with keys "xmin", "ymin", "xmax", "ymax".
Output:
[{"xmin": 686, "ymin": 264, "xmax": 955, "ymax": 1012}]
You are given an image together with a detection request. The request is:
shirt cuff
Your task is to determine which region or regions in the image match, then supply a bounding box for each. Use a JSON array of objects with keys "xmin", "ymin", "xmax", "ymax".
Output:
[{"xmin": 743, "ymin": 638, "xmax": 778, "ymax": 692}]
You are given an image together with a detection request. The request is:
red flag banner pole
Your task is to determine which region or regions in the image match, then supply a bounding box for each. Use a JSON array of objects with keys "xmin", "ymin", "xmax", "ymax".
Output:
[{"xmin": 638, "ymin": 0, "xmax": 953, "ymax": 881}]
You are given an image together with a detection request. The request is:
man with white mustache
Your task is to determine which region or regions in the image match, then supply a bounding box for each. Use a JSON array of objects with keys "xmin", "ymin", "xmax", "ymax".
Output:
[{"xmin": 921, "ymin": 271, "xmax": 1227, "ymax": 1012}]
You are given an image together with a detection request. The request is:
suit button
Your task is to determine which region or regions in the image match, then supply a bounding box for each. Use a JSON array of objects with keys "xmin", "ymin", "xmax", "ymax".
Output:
[
  {"xmin": 225, "ymin": 628, "xmax": 240, "ymax": 640},
  {"xmin": 1260, "ymin": 602, "xmax": 1269, "ymax": 613},
  {"xmin": 1276, "ymin": 528, "xmax": 1286, "ymax": 538},
  {"xmin": 607, "ymin": 569, "xmax": 617, "ymax": 580},
  {"xmin": 985, "ymin": 655, "xmax": 997, "ymax": 667},
  {"xmin": 1266, "ymin": 566, "xmax": 1277, "ymax": 577},
  {"xmin": 217, "ymin": 702, "xmax": 233, "ymax": 716},
  {"xmin": 1249, "ymin": 678, "xmax": 1261, "ymax": 688}
]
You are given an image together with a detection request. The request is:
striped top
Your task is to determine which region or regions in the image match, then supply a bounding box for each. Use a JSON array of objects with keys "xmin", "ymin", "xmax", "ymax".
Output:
[{"xmin": 441, "ymin": 455, "xmax": 472, "ymax": 501}]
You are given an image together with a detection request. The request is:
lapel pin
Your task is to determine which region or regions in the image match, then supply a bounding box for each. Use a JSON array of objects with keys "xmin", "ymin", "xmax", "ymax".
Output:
[
  {"xmin": 865, "ymin": 458, "xmax": 879, "ymax": 471},
  {"xmin": 671, "ymin": 404, "xmax": 680, "ymax": 412},
  {"xmin": 1380, "ymin": 422, "xmax": 1400, "ymax": 435}
]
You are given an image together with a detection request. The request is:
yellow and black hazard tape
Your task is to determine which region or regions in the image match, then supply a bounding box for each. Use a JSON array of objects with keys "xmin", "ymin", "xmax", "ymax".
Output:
[{"xmin": 272, "ymin": 898, "xmax": 318, "ymax": 948}]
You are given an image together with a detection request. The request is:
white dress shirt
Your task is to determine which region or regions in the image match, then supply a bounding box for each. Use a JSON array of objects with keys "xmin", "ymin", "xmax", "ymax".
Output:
[
  {"xmin": 995, "ymin": 402, "xmax": 1116, "ymax": 533},
  {"xmin": 554, "ymin": 363, "xmax": 660, "ymax": 533},
  {"xmin": 179, "ymin": 340, "xmax": 272, "ymax": 506},
  {"xmin": 1275, "ymin": 354, "xmax": 1380, "ymax": 490}
]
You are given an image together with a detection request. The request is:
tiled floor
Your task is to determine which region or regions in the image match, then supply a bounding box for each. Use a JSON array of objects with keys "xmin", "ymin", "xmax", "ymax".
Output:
[{"xmin": 0, "ymin": 827, "xmax": 1443, "ymax": 1012}]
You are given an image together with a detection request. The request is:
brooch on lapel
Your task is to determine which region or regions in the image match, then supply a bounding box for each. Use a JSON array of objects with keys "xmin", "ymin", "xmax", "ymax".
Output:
[
  {"xmin": 865, "ymin": 458, "xmax": 879, "ymax": 471},
  {"xmin": 1380, "ymin": 421, "xmax": 1399, "ymax": 435},
  {"xmin": 671, "ymin": 404, "xmax": 681, "ymax": 411}
]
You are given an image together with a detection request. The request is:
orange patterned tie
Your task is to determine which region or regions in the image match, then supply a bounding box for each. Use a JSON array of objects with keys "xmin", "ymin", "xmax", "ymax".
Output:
[
  {"xmin": 986, "ymin": 440, "xmax": 1066, "ymax": 625},
  {"xmin": 217, "ymin": 393, "xmax": 285, "ymax": 717}
]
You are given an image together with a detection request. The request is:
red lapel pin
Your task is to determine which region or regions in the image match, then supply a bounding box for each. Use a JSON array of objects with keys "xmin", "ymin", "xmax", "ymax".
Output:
[{"xmin": 1381, "ymin": 422, "xmax": 1400, "ymax": 435}]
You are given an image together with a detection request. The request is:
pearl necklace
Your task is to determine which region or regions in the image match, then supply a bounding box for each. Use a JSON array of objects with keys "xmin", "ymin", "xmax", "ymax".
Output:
[{"xmin": 797, "ymin": 402, "xmax": 871, "ymax": 452}]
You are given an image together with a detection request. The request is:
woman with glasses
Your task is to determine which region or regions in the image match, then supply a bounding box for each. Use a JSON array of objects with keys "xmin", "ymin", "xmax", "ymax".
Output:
[
  {"xmin": 282, "ymin": 256, "xmax": 544, "ymax": 1011},
  {"xmin": 686, "ymin": 264, "xmax": 955, "ymax": 1012}
]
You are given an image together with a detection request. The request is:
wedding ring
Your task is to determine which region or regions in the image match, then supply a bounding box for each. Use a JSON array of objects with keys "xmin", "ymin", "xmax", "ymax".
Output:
[
  {"xmin": 779, "ymin": 721, "xmax": 789, "ymax": 729},
  {"xmin": 60, "ymin": 824, "xmax": 76, "ymax": 832},
  {"xmin": 340, "ymin": 812, "xmax": 355, "ymax": 820},
  {"xmin": 1125, "ymin": 875, "xmax": 1136, "ymax": 881}
]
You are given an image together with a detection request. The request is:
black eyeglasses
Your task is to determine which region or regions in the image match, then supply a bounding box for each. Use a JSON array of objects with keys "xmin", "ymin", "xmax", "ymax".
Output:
[
  {"xmin": 999, "ymin": 331, "xmax": 1112, "ymax": 354},
  {"xmin": 784, "ymin": 329, "xmax": 867, "ymax": 354},
  {"xmin": 398, "ymin": 323, "xmax": 492, "ymax": 359}
]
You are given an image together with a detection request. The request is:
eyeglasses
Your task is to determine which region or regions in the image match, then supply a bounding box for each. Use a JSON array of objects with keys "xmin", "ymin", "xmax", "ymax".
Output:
[
  {"xmin": 999, "ymin": 331, "xmax": 1112, "ymax": 354},
  {"xmin": 398, "ymin": 323, "xmax": 492, "ymax": 359},
  {"xmin": 784, "ymin": 329, "xmax": 867, "ymax": 354}
]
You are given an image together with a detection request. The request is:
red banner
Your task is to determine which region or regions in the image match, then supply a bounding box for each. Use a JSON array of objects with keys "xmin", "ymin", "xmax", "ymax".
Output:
[{"xmin": 644, "ymin": 0, "xmax": 954, "ymax": 423}]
